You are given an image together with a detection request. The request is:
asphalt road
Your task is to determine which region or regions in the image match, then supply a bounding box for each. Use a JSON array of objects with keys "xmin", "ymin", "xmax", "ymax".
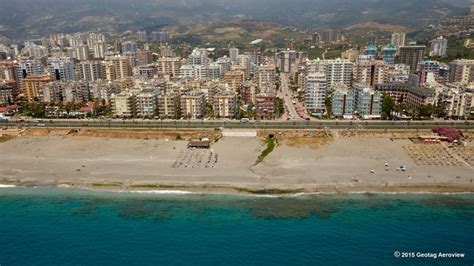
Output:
[
  {"xmin": 2, "ymin": 119, "xmax": 473, "ymax": 130},
  {"xmin": 280, "ymin": 73, "xmax": 302, "ymax": 120}
]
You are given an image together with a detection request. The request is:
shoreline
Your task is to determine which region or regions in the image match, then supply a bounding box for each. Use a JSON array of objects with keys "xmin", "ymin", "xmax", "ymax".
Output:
[{"xmin": 2, "ymin": 181, "xmax": 474, "ymax": 196}]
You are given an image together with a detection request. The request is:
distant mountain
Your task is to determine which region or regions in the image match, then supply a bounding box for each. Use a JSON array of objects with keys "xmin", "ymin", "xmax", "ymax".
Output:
[{"xmin": 0, "ymin": 0, "xmax": 468, "ymax": 40}]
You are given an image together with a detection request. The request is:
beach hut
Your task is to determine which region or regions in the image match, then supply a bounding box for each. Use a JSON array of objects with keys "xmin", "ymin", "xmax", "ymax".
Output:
[{"xmin": 187, "ymin": 141, "xmax": 210, "ymax": 149}]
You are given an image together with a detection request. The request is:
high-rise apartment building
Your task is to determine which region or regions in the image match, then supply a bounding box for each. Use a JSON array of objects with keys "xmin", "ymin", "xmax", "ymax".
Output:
[
  {"xmin": 223, "ymin": 69, "xmax": 245, "ymax": 89},
  {"xmin": 274, "ymin": 50, "xmax": 308, "ymax": 73},
  {"xmin": 157, "ymin": 93, "xmax": 180, "ymax": 119},
  {"xmin": 150, "ymin": 31, "xmax": 170, "ymax": 42},
  {"xmin": 229, "ymin": 48, "xmax": 239, "ymax": 64},
  {"xmin": 213, "ymin": 90, "xmax": 238, "ymax": 118},
  {"xmin": 92, "ymin": 42, "xmax": 106, "ymax": 59},
  {"xmin": 322, "ymin": 59, "xmax": 353, "ymax": 86},
  {"xmin": 157, "ymin": 57, "xmax": 181, "ymax": 77},
  {"xmin": 16, "ymin": 59, "xmax": 43, "ymax": 80},
  {"xmin": 382, "ymin": 44, "xmax": 397, "ymax": 65},
  {"xmin": 160, "ymin": 45, "xmax": 174, "ymax": 58},
  {"xmin": 0, "ymin": 84, "xmax": 13, "ymax": 106},
  {"xmin": 47, "ymin": 57, "xmax": 76, "ymax": 81},
  {"xmin": 364, "ymin": 45, "xmax": 377, "ymax": 58},
  {"xmin": 305, "ymin": 71, "xmax": 327, "ymax": 115},
  {"xmin": 89, "ymin": 81, "xmax": 121, "ymax": 103},
  {"xmin": 180, "ymin": 91, "xmax": 206, "ymax": 119},
  {"xmin": 104, "ymin": 56, "xmax": 132, "ymax": 80},
  {"xmin": 121, "ymin": 41, "xmax": 138, "ymax": 55},
  {"xmin": 430, "ymin": 36, "xmax": 448, "ymax": 57},
  {"xmin": 111, "ymin": 92, "xmax": 136, "ymax": 117},
  {"xmin": 331, "ymin": 85, "xmax": 355, "ymax": 118},
  {"xmin": 256, "ymin": 65, "xmax": 276, "ymax": 90},
  {"xmin": 255, "ymin": 93, "xmax": 276, "ymax": 119},
  {"xmin": 0, "ymin": 61, "xmax": 18, "ymax": 81},
  {"xmin": 353, "ymin": 60, "xmax": 387, "ymax": 87},
  {"xmin": 354, "ymin": 85, "xmax": 383, "ymax": 118},
  {"xmin": 137, "ymin": 31, "xmax": 148, "ymax": 42},
  {"xmin": 42, "ymin": 81, "xmax": 90, "ymax": 103},
  {"xmin": 449, "ymin": 59, "xmax": 474, "ymax": 84},
  {"xmin": 77, "ymin": 61, "xmax": 105, "ymax": 81},
  {"xmin": 135, "ymin": 89, "xmax": 158, "ymax": 118},
  {"xmin": 75, "ymin": 45, "xmax": 90, "ymax": 61},
  {"xmin": 322, "ymin": 30, "xmax": 340, "ymax": 44},
  {"xmin": 399, "ymin": 46, "xmax": 425, "ymax": 73},
  {"xmin": 136, "ymin": 50, "xmax": 153, "ymax": 66},
  {"xmin": 391, "ymin": 33, "xmax": 406, "ymax": 54},
  {"xmin": 22, "ymin": 75, "xmax": 53, "ymax": 102}
]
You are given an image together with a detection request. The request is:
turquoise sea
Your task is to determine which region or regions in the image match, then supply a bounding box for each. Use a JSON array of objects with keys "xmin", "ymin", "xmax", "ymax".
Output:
[{"xmin": 0, "ymin": 187, "xmax": 473, "ymax": 265}]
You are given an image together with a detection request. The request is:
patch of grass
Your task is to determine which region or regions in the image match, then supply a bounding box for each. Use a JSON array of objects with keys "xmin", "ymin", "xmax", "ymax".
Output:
[
  {"xmin": 255, "ymin": 136, "xmax": 277, "ymax": 165},
  {"xmin": 281, "ymin": 136, "xmax": 331, "ymax": 149},
  {"xmin": 91, "ymin": 182, "xmax": 123, "ymax": 187}
]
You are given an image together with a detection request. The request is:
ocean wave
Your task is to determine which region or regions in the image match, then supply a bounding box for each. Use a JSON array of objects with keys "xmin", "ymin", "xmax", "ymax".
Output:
[
  {"xmin": 287, "ymin": 191, "xmax": 474, "ymax": 196},
  {"xmin": 0, "ymin": 184, "xmax": 17, "ymax": 188},
  {"xmin": 129, "ymin": 190, "xmax": 194, "ymax": 195}
]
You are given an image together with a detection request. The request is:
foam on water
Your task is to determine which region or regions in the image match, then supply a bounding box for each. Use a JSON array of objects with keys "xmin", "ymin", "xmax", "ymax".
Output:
[
  {"xmin": 0, "ymin": 184, "xmax": 16, "ymax": 188},
  {"xmin": 129, "ymin": 190, "xmax": 194, "ymax": 194}
]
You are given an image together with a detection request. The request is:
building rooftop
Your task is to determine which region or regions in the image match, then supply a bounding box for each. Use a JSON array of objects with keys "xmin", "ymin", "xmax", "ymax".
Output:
[{"xmin": 375, "ymin": 83, "xmax": 435, "ymax": 96}]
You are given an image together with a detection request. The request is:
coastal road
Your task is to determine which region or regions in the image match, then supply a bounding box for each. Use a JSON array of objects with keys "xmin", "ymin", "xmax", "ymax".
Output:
[
  {"xmin": 2, "ymin": 119, "xmax": 473, "ymax": 130},
  {"xmin": 280, "ymin": 73, "xmax": 302, "ymax": 120}
]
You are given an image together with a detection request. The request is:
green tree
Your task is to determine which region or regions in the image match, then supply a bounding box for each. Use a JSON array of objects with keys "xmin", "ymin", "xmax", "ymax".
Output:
[
  {"xmin": 274, "ymin": 97, "xmax": 284, "ymax": 118},
  {"xmin": 206, "ymin": 103, "xmax": 215, "ymax": 119},
  {"xmin": 23, "ymin": 102, "xmax": 46, "ymax": 118},
  {"xmin": 381, "ymin": 94, "xmax": 395, "ymax": 120},
  {"xmin": 434, "ymin": 96, "xmax": 447, "ymax": 118},
  {"xmin": 418, "ymin": 104, "xmax": 434, "ymax": 119},
  {"xmin": 324, "ymin": 91, "xmax": 333, "ymax": 119}
]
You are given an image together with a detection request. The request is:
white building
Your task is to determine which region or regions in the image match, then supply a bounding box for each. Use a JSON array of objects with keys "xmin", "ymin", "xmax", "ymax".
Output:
[
  {"xmin": 121, "ymin": 41, "xmax": 137, "ymax": 55},
  {"xmin": 47, "ymin": 57, "xmax": 76, "ymax": 81},
  {"xmin": 89, "ymin": 81, "xmax": 121, "ymax": 103},
  {"xmin": 77, "ymin": 61, "xmax": 105, "ymax": 81},
  {"xmin": 157, "ymin": 57, "xmax": 181, "ymax": 77},
  {"xmin": 181, "ymin": 91, "xmax": 207, "ymax": 119},
  {"xmin": 391, "ymin": 33, "xmax": 406, "ymax": 54},
  {"xmin": 309, "ymin": 59, "xmax": 353, "ymax": 87},
  {"xmin": 187, "ymin": 48, "xmax": 208, "ymax": 65},
  {"xmin": 275, "ymin": 50, "xmax": 308, "ymax": 73},
  {"xmin": 430, "ymin": 36, "xmax": 448, "ymax": 57},
  {"xmin": 21, "ymin": 42, "xmax": 48, "ymax": 58},
  {"xmin": 111, "ymin": 92, "xmax": 136, "ymax": 117},
  {"xmin": 136, "ymin": 89, "xmax": 158, "ymax": 117},
  {"xmin": 305, "ymin": 71, "xmax": 327, "ymax": 115},
  {"xmin": 75, "ymin": 45, "xmax": 90, "ymax": 61},
  {"xmin": 92, "ymin": 42, "xmax": 107, "ymax": 59},
  {"xmin": 449, "ymin": 59, "xmax": 474, "ymax": 85},
  {"xmin": 229, "ymin": 48, "xmax": 239, "ymax": 64},
  {"xmin": 16, "ymin": 59, "xmax": 44, "ymax": 80},
  {"xmin": 137, "ymin": 31, "xmax": 148, "ymax": 42},
  {"xmin": 256, "ymin": 65, "xmax": 276, "ymax": 90},
  {"xmin": 213, "ymin": 89, "xmax": 238, "ymax": 118},
  {"xmin": 179, "ymin": 64, "xmax": 221, "ymax": 80}
]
